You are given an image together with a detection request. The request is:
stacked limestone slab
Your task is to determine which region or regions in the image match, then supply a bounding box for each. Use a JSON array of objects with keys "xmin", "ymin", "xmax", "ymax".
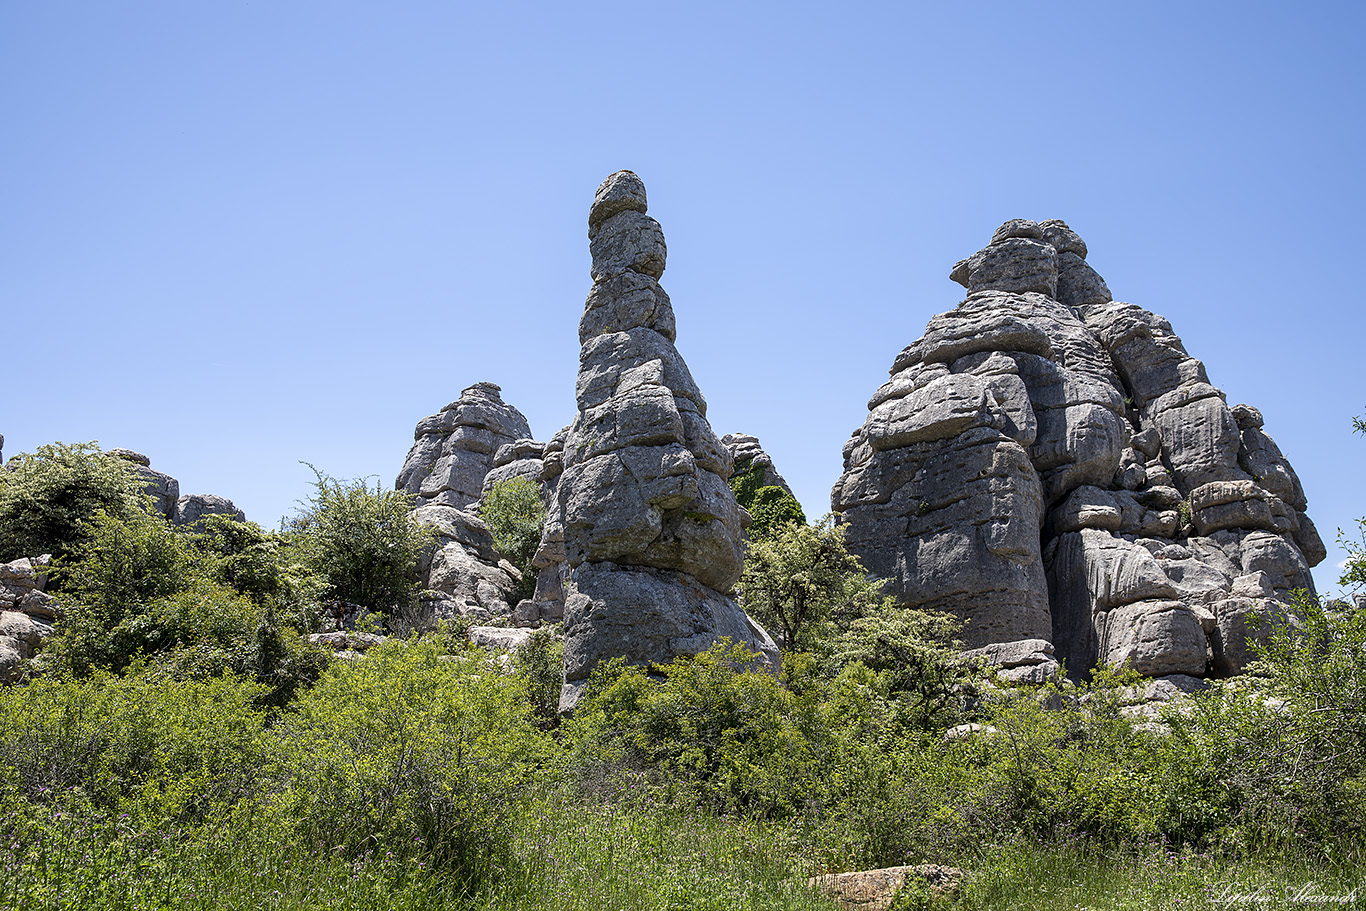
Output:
[
  {"xmin": 833, "ymin": 220, "xmax": 1324, "ymax": 680},
  {"xmin": 396, "ymin": 385, "xmax": 538, "ymax": 623},
  {"xmin": 397, "ymin": 382, "xmax": 533, "ymax": 511},
  {"xmin": 546, "ymin": 171, "xmax": 778, "ymax": 711}
]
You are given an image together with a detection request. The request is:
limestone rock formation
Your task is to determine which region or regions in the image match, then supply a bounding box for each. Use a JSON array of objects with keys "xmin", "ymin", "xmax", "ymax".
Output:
[
  {"xmin": 109, "ymin": 449, "xmax": 181, "ymax": 519},
  {"xmin": 397, "ymin": 383, "xmax": 533, "ymax": 511},
  {"xmin": 547, "ymin": 171, "xmax": 778, "ymax": 711},
  {"xmin": 0, "ymin": 555, "xmax": 55, "ymax": 682},
  {"xmin": 833, "ymin": 219, "xmax": 1322, "ymax": 680},
  {"xmin": 411, "ymin": 503, "xmax": 521, "ymax": 624},
  {"xmin": 171, "ymin": 493, "xmax": 246, "ymax": 528},
  {"xmin": 720, "ymin": 433, "xmax": 795, "ymax": 497},
  {"xmin": 394, "ymin": 388, "xmax": 542, "ymax": 627}
]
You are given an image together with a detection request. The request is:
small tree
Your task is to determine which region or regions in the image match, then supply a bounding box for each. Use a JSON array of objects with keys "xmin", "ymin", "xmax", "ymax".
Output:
[
  {"xmin": 0, "ymin": 442, "xmax": 143, "ymax": 563},
  {"xmin": 480, "ymin": 476, "xmax": 546, "ymax": 603},
  {"xmin": 290, "ymin": 466, "xmax": 432, "ymax": 614},
  {"xmin": 738, "ymin": 515, "xmax": 883, "ymax": 652}
]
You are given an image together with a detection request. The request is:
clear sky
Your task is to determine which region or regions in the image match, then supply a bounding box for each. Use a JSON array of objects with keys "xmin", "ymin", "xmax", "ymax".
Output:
[{"xmin": 3, "ymin": 2, "xmax": 1363, "ymax": 594}]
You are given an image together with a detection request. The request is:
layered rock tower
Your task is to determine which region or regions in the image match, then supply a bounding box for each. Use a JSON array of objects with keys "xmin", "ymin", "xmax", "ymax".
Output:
[
  {"xmin": 397, "ymin": 383, "xmax": 533, "ymax": 511},
  {"xmin": 547, "ymin": 171, "xmax": 777, "ymax": 710},
  {"xmin": 833, "ymin": 220, "xmax": 1324, "ymax": 680}
]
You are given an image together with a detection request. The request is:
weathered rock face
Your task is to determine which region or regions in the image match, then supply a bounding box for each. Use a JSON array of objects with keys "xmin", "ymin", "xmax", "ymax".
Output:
[
  {"xmin": 0, "ymin": 555, "xmax": 56, "ymax": 682},
  {"xmin": 720, "ymin": 433, "xmax": 795, "ymax": 497},
  {"xmin": 102, "ymin": 449, "xmax": 242, "ymax": 526},
  {"xmin": 411, "ymin": 503, "xmax": 521, "ymax": 624},
  {"xmin": 833, "ymin": 219, "xmax": 1322, "ymax": 679},
  {"xmin": 548, "ymin": 171, "xmax": 778, "ymax": 711},
  {"xmin": 397, "ymin": 383, "xmax": 533, "ymax": 511}
]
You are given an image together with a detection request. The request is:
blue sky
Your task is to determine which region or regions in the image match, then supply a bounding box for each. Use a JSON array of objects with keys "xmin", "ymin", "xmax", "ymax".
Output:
[{"xmin": 3, "ymin": 2, "xmax": 1363, "ymax": 594}]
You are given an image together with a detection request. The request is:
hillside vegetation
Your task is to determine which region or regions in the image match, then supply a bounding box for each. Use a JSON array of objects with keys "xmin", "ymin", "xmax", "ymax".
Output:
[{"xmin": 0, "ymin": 443, "xmax": 1363, "ymax": 910}]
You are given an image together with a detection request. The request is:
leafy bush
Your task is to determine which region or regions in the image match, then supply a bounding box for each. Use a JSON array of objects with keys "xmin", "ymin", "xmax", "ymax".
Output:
[
  {"xmin": 514, "ymin": 624, "xmax": 565, "ymax": 728},
  {"xmin": 267, "ymin": 638, "xmax": 551, "ymax": 887},
  {"xmin": 290, "ymin": 465, "xmax": 433, "ymax": 614},
  {"xmin": 727, "ymin": 456, "xmax": 806, "ymax": 541},
  {"xmin": 746, "ymin": 485, "xmax": 807, "ymax": 541},
  {"xmin": 0, "ymin": 671, "xmax": 268, "ymax": 824},
  {"xmin": 480, "ymin": 476, "xmax": 546, "ymax": 603},
  {"xmin": 739, "ymin": 515, "xmax": 883, "ymax": 652},
  {"xmin": 49, "ymin": 507, "xmax": 329, "ymax": 702},
  {"xmin": 563, "ymin": 643, "xmax": 830, "ymax": 816},
  {"xmin": 0, "ymin": 442, "xmax": 143, "ymax": 563}
]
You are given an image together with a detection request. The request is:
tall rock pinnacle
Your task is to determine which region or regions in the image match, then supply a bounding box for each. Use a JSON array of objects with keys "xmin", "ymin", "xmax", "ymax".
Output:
[{"xmin": 547, "ymin": 171, "xmax": 777, "ymax": 711}]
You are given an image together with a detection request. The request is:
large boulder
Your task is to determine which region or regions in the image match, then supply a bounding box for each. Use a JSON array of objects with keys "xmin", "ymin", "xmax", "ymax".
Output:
[{"xmin": 833, "ymin": 219, "xmax": 1322, "ymax": 681}]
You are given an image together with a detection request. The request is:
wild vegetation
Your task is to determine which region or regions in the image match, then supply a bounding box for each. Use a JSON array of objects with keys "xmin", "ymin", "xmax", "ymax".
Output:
[{"xmin": 0, "ymin": 442, "xmax": 1363, "ymax": 909}]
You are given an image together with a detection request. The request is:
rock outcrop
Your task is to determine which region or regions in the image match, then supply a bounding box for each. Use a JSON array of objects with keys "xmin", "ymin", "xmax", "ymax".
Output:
[
  {"xmin": 721, "ymin": 433, "xmax": 795, "ymax": 497},
  {"xmin": 833, "ymin": 219, "xmax": 1322, "ymax": 680},
  {"xmin": 397, "ymin": 383, "xmax": 533, "ymax": 511},
  {"xmin": 546, "ymin": 171, "xmax": 778, "ymax": 711},
  {"xmin": 394, "ymin": 386, "xmax": 540, "ymax": 626},
  {"xmin": 103, "ymin": 448, "xmax": 245, "ymax": 527},
  {"xmin": 0, "ymin": 556, "xmax": 55, "ymax": 682}
]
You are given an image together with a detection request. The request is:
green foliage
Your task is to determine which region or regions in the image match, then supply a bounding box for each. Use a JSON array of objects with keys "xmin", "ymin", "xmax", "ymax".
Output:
[
  {"xmin": 481, "ymin": 476, "xmax": 546, "ymax": 603},
  {"xmin": 0, "ymin": 671, "xmax": 268, "ymax": 824},
  {"xmin": 0, "ymin": 442, "xmax": 143, "ymax": 563},
  {"xmin": 739, "ymin": 515, "xmax": 883, "ymax": 652},
  {"xmin": 728, "ymin": 456, "xmax": 807, "ymax": 541},
  {"xmin": 290, "ymin": 465, "xmax": 433, "ymax": 614},
  {"xmin": 268, "ymin": 637, "xmax": 552, "ymax": 886},
  {"xmin": 191, "ymin": 513, "xmax": 319, "ymax": 618},
  {"xmin": 514, "ymin": 624, "xmax": 565, "ymax": 728},
  {"xmin": 563, "ymin": 643, "xmax": 827, "ymax": 816},
  {"xmin": 49, "ymin": 507, "xmax": 329, "ymax": 701},
  {"xmin": 746, "ymin": 485, "xmax": 807, "ymax": 541},
  {"xmin": 832, "ymin": 601, "xmax": 978, "ymax": 732}
]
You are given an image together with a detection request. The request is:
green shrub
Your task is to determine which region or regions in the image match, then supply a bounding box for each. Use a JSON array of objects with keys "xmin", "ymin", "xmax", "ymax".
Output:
[
  {"xmin": 745, "ymin": 485, "xmax": 807, "ymax": 541},
  {"xmin": 0, "ymin": 442, "xmax": 143, "ymax": 563},
  {"xmin": 49, "ymin": 507, "xmax": 329, "ymax": 701},
  {"xmin": 480, "ymin": 476, "xmax": 546, "ymax": 603},
  {"xmin": 289, "ymin": 465, "xmax": 433, "ymax": 614},
  {"xmin": 267, "ymin": 638, "xmax": 551, "ymax": 886},
  {"xmin": 738, "ymin": 515, "xmax": 883, "ymax": 652},
  {"xmin": 514, "ymin": 624, "xmax": 565, "ymax": 728},
  {"xmin": 0, "ymin": 671, "xmax": 268, "ymax": 824},
  {"xmin": 728, "ymin": 456, "xmax": 807, "ymax": 541},
  {"xmin": 563, "ymin": 642, "xmax": 829, "ymax": 817}
]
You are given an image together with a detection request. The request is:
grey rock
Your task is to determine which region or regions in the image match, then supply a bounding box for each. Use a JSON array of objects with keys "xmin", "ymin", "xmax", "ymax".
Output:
[
  {"xmin": 955, "ymin": 237, "xmax": 1059, "ymax": 297},
  {"xmin": 962, "ymin": 637, "xmax": 1055, "ymax": 669},
  {"xmin": 998, "ymin": 658, "xmax": 1062, "ymax": 685},
  {"xmin": 107, "ymin": 448, "xmax": 151, "ymax": 467},
  {"xmin": 401, "ymin": 383, "xmax": 533, "ymax": 511},
  {"xmin": 554, "ymin": 174, "xmax": 777, "ymax": 697},
  {"xmin": 171, "ymin": 494, "xmax": 245, "ymax": 528},
  {"xmin": 588, "ymin": 169, "xmax": 648, "ymax": 230},
  {"xmin": 590, "ymin": 210, "xmax": 666, "ymax": 281},
  {"xmin": 559, "ymin": 562, "xmax": 778, "ymax": 711},
  {"xmin": 0, "ymin": 639, "xmax": 23, "ymax": 683},
  {"xmin": 468, "ymin": 626, "xmax": 535, "ymax": 651},
  {"xmin": 581, "ymin": 271, "xmax": 677, "ymax": 344},
  {"xmin": 132, "ymin": 466, "xmax": 180, "ymax": 519}
]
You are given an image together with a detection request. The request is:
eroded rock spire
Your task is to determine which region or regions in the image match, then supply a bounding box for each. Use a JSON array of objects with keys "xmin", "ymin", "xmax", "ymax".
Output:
[{"xmin": 545, "ymin": 171, "xmax": 777, "ymax": 710}]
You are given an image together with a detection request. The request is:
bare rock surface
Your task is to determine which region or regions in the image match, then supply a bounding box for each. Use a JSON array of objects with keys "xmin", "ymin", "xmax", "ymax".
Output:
[
  {"xmin": 549, "ymin": 171, "xmax": 778, "ymax": 711},
  {"xmin": 834, "ymin": 219, "xmax": 1322, "ymax": 681},
  {"xmin": 397, "ymin": 383, "xmax": 533, "ymax": 511}
]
